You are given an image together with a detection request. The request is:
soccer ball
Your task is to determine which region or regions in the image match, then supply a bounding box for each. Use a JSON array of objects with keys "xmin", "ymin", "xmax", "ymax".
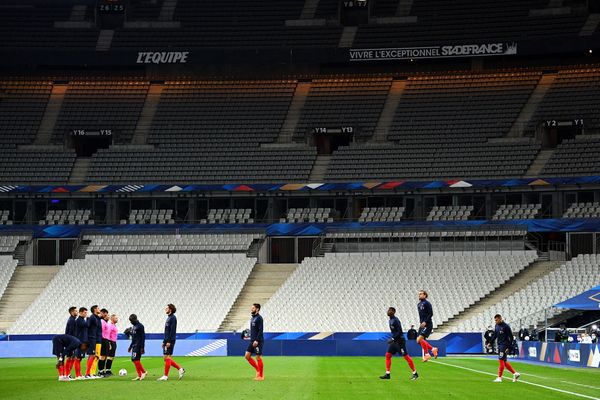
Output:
[{"xmin": 119, "ymin": 369, "xmax": 128, "ymax": 376}]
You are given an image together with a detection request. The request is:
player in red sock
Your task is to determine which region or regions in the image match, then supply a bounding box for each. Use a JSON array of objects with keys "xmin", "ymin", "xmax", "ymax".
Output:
[
  {"xmin": 244, "ymin": 303, "xmax": 264, "ymax": 380},
  {"xmin": 52, "ymin": 334, "xmax": 83, "ymax": 382},
  {"xmin": 416, "ymin": 290, "xmax": 438, "ymax": 362},
  {"xmin": 64, "ymin": 306, "xmax": 78, "ymax": 377},
  {"xmin": 158, "ymin": 304, "xmax": 185, "ymax": 381},
  {"xmin": 492, "ymin": 314, "xmax": 520, "ymax": 383},
  {"xmin": 73, "ymin": 307, "xmax": 88, "ymax": 380},
  {"xmin": 127, "ymin": 314, "xmax": 147, "ymax": 381},
  {"xmin": 380, "ymin": 307, "xmax": 418, "ymax": 380}
]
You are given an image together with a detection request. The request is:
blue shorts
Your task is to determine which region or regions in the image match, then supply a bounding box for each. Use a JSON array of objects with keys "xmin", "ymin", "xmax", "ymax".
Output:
[
  {"xmin": 131, "ymin": 348, "xmax": 143, "ymax": 361},
  {"xmin": 246, "ymin": 341, "xmax": 263, "ymax": 356},
  {"xmin": 418, "ymin": 325, "xmax": 432, "ymax": 338},
  {"xmin": 163, "ymin": 341, "xmax": 175, "ymax": 356},
  {"xmin": 498, "ymin": 346, "xmax": 508, "ymax": 361},
  {"xmin": 86, "ymin": 339, "xmax": 97, "ymax": 356},
  {"xmin": 387, "ymin": 340, "xmax": 408, "ymax": 356}
]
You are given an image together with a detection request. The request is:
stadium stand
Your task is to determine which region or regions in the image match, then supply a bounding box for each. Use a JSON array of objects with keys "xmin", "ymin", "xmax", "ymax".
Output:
[
  {"xmin": 40, "ymin": 209, "xmax": 93, "ymax": 225},
  {"xmin": 86, "ymin": 79, "xmax": 317, "ymax": 183},
  {"xmin": 112, "ymin": 0, "xmax": 343, "ymax": 49},
  {"xmin": 201, "ymin": 209, "xmax": 254, "ymax": 224},
  {"xmin": 261, "ymin": 251, "xmax": 538, "ymax": 332},
  {"xmin": 0, "ymin": 256, "xmax": 18, "ymax": 303},
  {"xmin": 85, "ymin": 233, "xmax": 262, "ymax": 253},
  {"xmin": 0, "ymin": 235, "xmax": 27, "ymax": 253},
  {"xmin": 354, "ymin": 0, "xmax": 588, "ymax": 47},
  {"xmin": 86, "ymin": 144, "xmax": 317, "ymax": 183},
  {"xmin": 542, "ymin": 136, "xmax": 600, "ymax": 177},
  {"xmin": 0, "ymin": 210, "xmax": 13, "ymax": 225},
  {"xmin": 526, "ymin": 68, "xmax": 600, "ymax": 136},
  {"xmin": 358, "ymin": 207, "xmax": 405, "ymax": 222},
  {"xmin": 294, "ymin": 77, "xmax": 392, "ymax": 140},
  {"xmin": 124, "ymin": 209, "xmax": 175, "ymax": 225},
  {"xmin": 0, "ymin": 3, "xmax": 98, "ymax": 49},
  {"xmin": 0, "ymin": 147, "xmax": 76, "ymax": 184},
  {"xmin": 52, "ymin": 80, "xmax": 150, "ymax": 145},
  {"xmin": 426, "ymin": 205, "xmax": 473, "ymax": 221},
  {"xmin": 325, "ymin": 228, "xmax": 527, "ymax": 253},
  {"xmin": 0, "ymin": 80, "xmax": 53, "ymax": 146},
  {"xmin": 388, "ymin": 72, "xmax": 542, "ymax": 142},
  {"xmin": 562, "ymin": 202, "xmax": 600, "ymax": 218},
  {"xmin": 492, "ymin": 204, "xmax": 542, "ymax": 220},
  {"xmin": 326, "ymin": 140, "xmax": 539, "ymax": 181},
  {"xmin": 455, "ymin": 254, "xmax": 600, "ymax": 332},
  {"xmin": 9, "ymin": 253, "xmax": 256, "ymax": 333},
  {"xmin": 282, "ymin": 208, "xmax": 334, "ymax": 223}
]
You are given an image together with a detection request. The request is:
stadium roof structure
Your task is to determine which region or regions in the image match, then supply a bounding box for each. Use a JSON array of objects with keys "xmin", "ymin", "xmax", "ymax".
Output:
[{"xmin": 554, "ymin": 285, "xmax": 600, "ymax": 311}]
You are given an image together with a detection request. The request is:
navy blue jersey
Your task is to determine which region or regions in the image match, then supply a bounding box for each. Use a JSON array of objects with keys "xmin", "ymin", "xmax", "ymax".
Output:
[
  {"xmin": 250, "ymin": 314, "xmax": 264, "ymax": 342},
  {"xmin": 164, "ymin": 314, "xmax": 177, "ymax": 343},
  {"xmin": 65, "ymin": 315, "xmax": 77, "ymax": 336},
  {"xmin": 495, "ymin": 322, "xmax": 514, "ymax": 348},
  {"xmin": 95, "ymin": 314, "xmax": 102, "ymax": 340},
  {"xmin": 52, "ymin": 334, "xmax": 81, "ymax": 357},
  {"xmin": 129, "ymin": 321, "xmax": 145, "ymax": 351},
  {"xmin": 418, "ymin": 299, "xmax": 433, "ymax": 325},
  {"xmin": 75, "ymin": 317, "xmax": 88, "ymax": 343},
  {"xmin": 389, "ymin": 316, "xmax": 404, "ymax": 342},
  {"xmin": 87, "ymin": 314, "xmax": 97, "ymax": 341}
]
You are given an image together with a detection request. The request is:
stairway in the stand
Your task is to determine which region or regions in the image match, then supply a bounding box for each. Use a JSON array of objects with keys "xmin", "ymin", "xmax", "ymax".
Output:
[
  {"xmin": 309, "ymin": 155, "xmax": 332, "ymax": 182},
  {"xmin": 524, "ymin": 149, "xmax": 554, "ymax": 177},
  {"xmin": 68, "ymin": 157, "xmax": 92, "ymax": 184},
  {"xmin": 218, "ymin": 263, "xmax": 297, "ymax": 332},
  {"xmin": 0, "ymin": 266, "xmax": 60, "ymax": 332},
  {"xmin": 34, "ymin": 84, "xmax": 67, "ymax": 145},
  {"xmin": 277, "ymin": 82, "xmax": 311, "ymax": 143},
  {"xmin": 507, "ymin": 73, "xmax": 556, "ymax": 137},
  {"xmin": 372, "ymin": 80, "xmax": 407, "ymax": 142},
  {"xmin": 96, "ymin": 29, "xmax": 114, "ymax": 51},
  {"xmin": 132, "ymin": 84, "xmax": 164, "ymax": 145}
]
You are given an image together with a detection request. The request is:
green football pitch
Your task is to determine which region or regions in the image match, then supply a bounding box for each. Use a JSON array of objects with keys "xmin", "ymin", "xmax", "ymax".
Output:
[{"xmin": 1, "ymin": 356, "xmax": 599, "ymax": 400}]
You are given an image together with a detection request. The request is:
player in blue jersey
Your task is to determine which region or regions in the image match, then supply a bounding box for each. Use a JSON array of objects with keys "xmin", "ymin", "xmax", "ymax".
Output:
[
  {"xmin": 244, "ymin": 303, "xmax": 264, "ymax": 380},
  {"xmin": 493, "ymin": 314, "xmax": 520, "ymax": 383},
  {"xmin": 379, "ymin": 307, "xmax": 418, "ymax": 380},
  {"xmin": 417, "ymin": 290, "xmax": 438, "ymax": 362},
  {"xmin": 158, "ymin": 303, "xmax": 185, "ymax": 381}
]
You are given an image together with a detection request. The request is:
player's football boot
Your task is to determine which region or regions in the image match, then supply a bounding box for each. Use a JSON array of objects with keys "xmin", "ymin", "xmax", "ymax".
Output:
[
  {"xmin": 432, "ymin": 347, "xmax": 439, "ymax": 359},
  {"xmin": 422, "ymin": 354, "xmax": 432, "ymax": 362},
  {"xmin": 411, "ymin": 372, "xmax": 419, "ymax": 380},
  {"xmin": 493, "ymin": 377, "xmax": 502, "ymax": 383},
  {"xmin": 379, "ymin": 373, "xmax": 391, "ymax": 379},
  {"xmin": 512, "ymin": 372, "xmax": 520, "ymax": 382},
  {"xmin": 178, "ymin": 368, "xmax": 185, "ymax": 380}
]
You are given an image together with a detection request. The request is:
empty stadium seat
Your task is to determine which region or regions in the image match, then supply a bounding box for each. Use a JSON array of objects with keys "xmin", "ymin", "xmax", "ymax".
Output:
[
  {"xmin": 261, "ymin": 251, "xmax": 537, "ymax": 332},
  {"xmin": 9, "ymin": 253, "xmax": 256, "ymax": 334},
  {"xmin": 455, "ymin": 254, "xmax": 600, "ymax": 332}
]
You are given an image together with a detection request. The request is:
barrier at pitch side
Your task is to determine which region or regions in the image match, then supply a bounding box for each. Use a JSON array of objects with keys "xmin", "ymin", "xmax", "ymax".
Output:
[
  {"xmin": 517, "ymin": 341, "xmax": 600, "ymax": 368},
  {"xmin": 0, "ymin": 339, "xmax": 227, "ymax": 358},
  {"xmin": 0, "ymin": 338, "xmax": 445, "ymax": 358},
  {"xmin": 226, "ymin": 339, "xmax": 446, "ymax": 357}
]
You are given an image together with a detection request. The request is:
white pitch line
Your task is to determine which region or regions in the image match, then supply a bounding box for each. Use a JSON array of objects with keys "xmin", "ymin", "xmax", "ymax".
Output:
[
  {"xmin": 431, "ymin": 360, "xmax": 600, "ymax": 400},
  {"xmin": 561, "ymin": 381, "xmax": 600, "ymax": 390}
]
